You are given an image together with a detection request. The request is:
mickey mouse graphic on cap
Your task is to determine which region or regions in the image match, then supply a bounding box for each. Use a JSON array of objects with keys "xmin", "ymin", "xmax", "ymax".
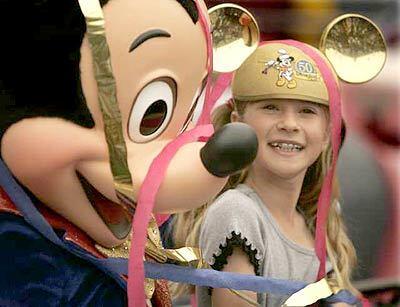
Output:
[{"xmin": 262, "ymin": 48, "xmax": 297, "ymax": 88}]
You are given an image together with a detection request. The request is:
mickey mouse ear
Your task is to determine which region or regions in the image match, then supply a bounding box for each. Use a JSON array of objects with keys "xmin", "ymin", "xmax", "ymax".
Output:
[
  {"xmin": 319, "ymin": 14, "xmax": 387, "ymax": 83},
  {"xmin": 208, "ymin": 4, "xmax": 260, "ymax": 73}
]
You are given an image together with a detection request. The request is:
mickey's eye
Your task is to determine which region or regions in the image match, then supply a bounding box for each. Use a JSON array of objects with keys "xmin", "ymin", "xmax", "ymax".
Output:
[{"xmin": 128, "ymin": 78, "xmax": 176, "ymax": 143}]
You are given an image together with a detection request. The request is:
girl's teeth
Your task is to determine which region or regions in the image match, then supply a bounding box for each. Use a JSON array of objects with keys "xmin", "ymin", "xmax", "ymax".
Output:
[{"xmin": 270, "ymin": 142, "xmax": 302, "ymax": 152}]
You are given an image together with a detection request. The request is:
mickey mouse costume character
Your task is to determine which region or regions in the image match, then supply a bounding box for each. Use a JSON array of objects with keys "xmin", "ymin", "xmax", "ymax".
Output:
[{"xmin": 0, "ymin": 0, "xmax": 258, "ymax": 306}]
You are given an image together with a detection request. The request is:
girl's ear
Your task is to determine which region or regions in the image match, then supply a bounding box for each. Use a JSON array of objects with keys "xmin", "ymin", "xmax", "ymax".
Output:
[{"xmin": 230, "ymin": 110, "xmax": 240, "ymax": 123}]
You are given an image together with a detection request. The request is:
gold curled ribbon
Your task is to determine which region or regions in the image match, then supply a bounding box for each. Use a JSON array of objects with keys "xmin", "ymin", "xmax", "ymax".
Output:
[
  {"xmin": 282, "ymin": 278, "xmax": 339, "ymax": 306},
  {"xmin": 95, "ymin": 227, "xmax": 201, "ymax": 300},
  {"xmin": 217, "ymin": 277, "xmax": 340, "ymax": 307},
  {"xmin": 95, "ymin": 221, "xmax": 202, "ymax": 267}
]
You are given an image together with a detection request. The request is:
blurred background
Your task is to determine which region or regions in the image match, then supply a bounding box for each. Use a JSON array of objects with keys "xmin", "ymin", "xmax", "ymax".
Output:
[{"xmin": 202, "ymin": 0, "xmax": 399, "ymax": 305}]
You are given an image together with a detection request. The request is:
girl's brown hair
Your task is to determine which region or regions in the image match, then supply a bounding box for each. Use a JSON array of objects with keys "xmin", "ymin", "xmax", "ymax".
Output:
[{"xmin": 171, "ymin": 99, "xmax": 358, "ymax": 298}]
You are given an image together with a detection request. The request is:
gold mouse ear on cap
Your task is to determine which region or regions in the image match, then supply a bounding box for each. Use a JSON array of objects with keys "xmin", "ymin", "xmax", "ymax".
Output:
[
  {"xmin": 319, "ymin": 13, "xmax": 387, "ymax": 83},
  {"xmin": 208, "ymin": 3, "xmax": 260, "ymax": 73}
]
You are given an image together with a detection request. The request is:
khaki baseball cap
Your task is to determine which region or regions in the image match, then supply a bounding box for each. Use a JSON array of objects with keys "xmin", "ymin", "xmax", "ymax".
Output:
[{"xmin": 232, "ymin": 42, "xmax": 339, "ymax": 106}]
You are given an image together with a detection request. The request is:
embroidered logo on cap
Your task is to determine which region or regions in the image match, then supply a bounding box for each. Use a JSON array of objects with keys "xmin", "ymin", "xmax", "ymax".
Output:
[
  {"xmin": 295, "ymin": 60, "xmax": 319, "ymax": 81},
  {"xmin": 261, "ymin": 49, "xmax": 319, "ymax": 88},
  {"xmin": 261, "ymin": 49, "xmax": 297, "ymax": 89}
]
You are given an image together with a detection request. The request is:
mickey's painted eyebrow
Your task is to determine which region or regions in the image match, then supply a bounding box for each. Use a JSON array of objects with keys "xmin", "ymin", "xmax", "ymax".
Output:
[{"xmin": 129, "ymin": 29, "xmax": 171, "ymax": 53}]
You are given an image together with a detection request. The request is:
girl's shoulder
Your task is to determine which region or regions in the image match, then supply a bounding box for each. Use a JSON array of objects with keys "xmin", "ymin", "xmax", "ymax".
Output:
[{"xmin": 206, "ymin": 184, "xmax": 262, "ymax": 216}]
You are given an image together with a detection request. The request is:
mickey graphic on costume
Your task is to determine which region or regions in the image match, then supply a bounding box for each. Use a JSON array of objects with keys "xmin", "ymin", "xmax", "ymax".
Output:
[{"xmin": 0, "ymin": 0, "xmax": 257, "ymax": 305}]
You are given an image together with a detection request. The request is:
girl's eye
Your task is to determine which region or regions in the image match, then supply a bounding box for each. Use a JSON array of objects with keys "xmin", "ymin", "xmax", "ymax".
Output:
[
  {"xmin": 263, "ymin": 104, "xmax": 278, "ymax": 111},
  {"xmin": 300, "ymin": 108, "xmax": 316, "ymax": 114}
]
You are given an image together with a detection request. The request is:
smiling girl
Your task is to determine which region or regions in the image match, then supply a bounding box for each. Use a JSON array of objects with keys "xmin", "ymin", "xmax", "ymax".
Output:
[{"xmin": 173, "ymin": 41, "xmax": 358, "ymax": 306}]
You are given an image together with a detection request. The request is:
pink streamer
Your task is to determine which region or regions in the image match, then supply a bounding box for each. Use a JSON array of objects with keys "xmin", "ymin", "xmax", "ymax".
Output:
[
  {"xmin": 360, "ymin": 296, "xmax": 371, "ymax": 307},
  {"xmin": 208, "ymin": 72, "xmax": 234, "ymax": 111},
  {"xmin": 197, "ymin": 72, "xmax": 233, "ymax": 142},
  {"xmin": 128, "ymin": 124, "xmax": 214, "ymax": 307},
  {"xmin": 195, "ymin": 1, "xmax": 213, "ymax": 127},
  {"xmin": 272, "ymin": 40, "xmax": 342, "ymax": 280},
  {"xmin": 191, "ymin": 293, "xmax": 198, "ymax": 307},
  {"xmin": 196, "ymin": 68, "xmax": 233, "ymax": 128},
  {"xmin": 154, "ymin": 213, "xmax": 170, "ymax": 227}
]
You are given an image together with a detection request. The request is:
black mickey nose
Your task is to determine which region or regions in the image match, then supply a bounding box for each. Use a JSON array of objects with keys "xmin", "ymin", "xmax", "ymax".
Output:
[{"xmin": 200, "ymin": 123, "xmax": 258, "ymax": 178}]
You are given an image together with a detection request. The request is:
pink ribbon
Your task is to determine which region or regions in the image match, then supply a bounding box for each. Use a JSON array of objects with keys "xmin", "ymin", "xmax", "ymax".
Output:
[
  {"xmin": 272, "ymin": 40, "xmax": 342, "ymax": 280},
  {"xmin": 197, "ymin": 72, "xmax": 234, "ymax": 126},
  {"xmin": 154, "ymin": 213, "xmax": 170, "ymax": 227},
  {"xmin": 195, "ymin": 1, "xmax": 213, "ymax": 127},
  {"xmin": 360, "ymin": 296, "xmax": 372, "ymax": 307},
  {"xmin": 128, "ymin": 124, "xmax": 214, "ymax": 307},
  {"xmin": 197, "ymin": 72, "xmax": 234, "ymax": 143},
  {"xmin": 191, "ymin": 293, "xmax": 198, "ymax": 307},
  {"xmin": 208, "ymin": 72, "xmax": 234, "ymax": 111}
]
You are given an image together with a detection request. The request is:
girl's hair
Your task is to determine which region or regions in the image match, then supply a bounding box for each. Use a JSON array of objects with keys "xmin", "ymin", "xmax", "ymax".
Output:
[{"xmin": 171, "ymin": 99, "xmax": 358, "ymax": 298}]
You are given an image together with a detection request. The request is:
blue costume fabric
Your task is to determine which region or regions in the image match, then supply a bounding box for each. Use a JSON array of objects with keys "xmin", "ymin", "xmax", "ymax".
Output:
[{"xmin": 0, "ymin": 213, "xmax": 127, "ymax": 307}]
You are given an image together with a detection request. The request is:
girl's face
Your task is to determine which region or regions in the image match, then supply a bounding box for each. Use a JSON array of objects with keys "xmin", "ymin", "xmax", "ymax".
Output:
[{"xmin": 235, "ymin": 99, "xmax": 329, "ymax": 180}]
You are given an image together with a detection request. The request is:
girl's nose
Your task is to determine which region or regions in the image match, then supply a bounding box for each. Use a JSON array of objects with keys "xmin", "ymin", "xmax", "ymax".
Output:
[{"xmin": 276, "ymin": 112, "xmax": 300, "ymax": 133}]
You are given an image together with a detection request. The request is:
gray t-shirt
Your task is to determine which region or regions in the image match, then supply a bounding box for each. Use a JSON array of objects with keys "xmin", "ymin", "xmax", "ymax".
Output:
[{"xmin": 197, "ymin": 184, "xmax": 331, "ymax": 306}]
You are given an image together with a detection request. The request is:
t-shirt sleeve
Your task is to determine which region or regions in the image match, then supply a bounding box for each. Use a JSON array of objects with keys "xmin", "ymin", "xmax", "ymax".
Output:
[{"xmin": 199, "ymin": 189, "xmax": 266, "ymax": 275}]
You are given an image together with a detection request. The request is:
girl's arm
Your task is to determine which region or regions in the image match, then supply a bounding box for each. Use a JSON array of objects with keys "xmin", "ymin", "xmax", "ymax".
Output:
[{"xmin": 211, "ymin": 247, "xmax": 258, "ymax": 307}]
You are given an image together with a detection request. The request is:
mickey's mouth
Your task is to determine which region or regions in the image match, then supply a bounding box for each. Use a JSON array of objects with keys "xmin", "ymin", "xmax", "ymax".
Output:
[{"xmin": 77, "ymin": 172, "xmax": 132, "ymax": 240}]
